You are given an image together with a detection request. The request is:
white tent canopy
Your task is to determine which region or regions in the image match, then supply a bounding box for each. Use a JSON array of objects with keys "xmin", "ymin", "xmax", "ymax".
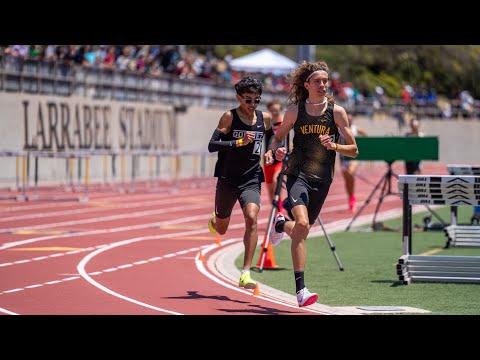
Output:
[{"xmin": 229, "ymin": 48, "xmax": 298, "ymax": 75}]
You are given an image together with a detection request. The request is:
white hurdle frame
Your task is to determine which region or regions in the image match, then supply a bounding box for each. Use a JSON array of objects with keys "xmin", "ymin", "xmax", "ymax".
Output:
[{"xmin": 398, "ymin": 175, "xmax": 480, "ymax": 284}]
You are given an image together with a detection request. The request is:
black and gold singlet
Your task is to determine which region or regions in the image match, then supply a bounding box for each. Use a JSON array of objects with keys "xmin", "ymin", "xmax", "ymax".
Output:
[
  {"xmin": 284, "ymin": 101, "xmax": 340, "ymax": 181},
  {"xmin": 214, "ymin": 109, "xmax": 265, "ymax": 185}
]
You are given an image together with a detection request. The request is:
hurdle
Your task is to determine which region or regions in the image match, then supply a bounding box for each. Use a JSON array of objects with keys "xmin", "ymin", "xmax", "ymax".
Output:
[
  {"xmin": 397, "ymin": 174, "xmax": 480, "ymax": 284},
  {"xmin": 1, "ymin": 148, "xmax": 217, "ymax": 200},
  {"xmin": 29, "ymin": 150, "xmax": 91, "ymax": 202},
  {"xmin": 443, "ymin": 164, "xmax": 480, "ymax": 247},
  {"xmin": 0, "ymin": 150, "xmax": 29, "ymax": 200}
]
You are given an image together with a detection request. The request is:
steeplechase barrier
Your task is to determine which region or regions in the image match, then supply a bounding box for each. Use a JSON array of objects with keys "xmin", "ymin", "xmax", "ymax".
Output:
[
  {"xmin": 443, "ymin": 164, "xmax": 480, "ymax": 247},
  {"xmin": 397, "ymin": 175, "xmax": 480, "ymax": 284}
]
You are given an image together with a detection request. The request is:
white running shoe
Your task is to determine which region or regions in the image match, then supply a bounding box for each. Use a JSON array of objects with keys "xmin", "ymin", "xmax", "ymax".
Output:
[
  {"xmin": 296, "ymin": 287, "xmax": 318, "ymax": 307},
  {"xmin": 269, "ymin": 213, "xmax": 285, "ymax": 246}
]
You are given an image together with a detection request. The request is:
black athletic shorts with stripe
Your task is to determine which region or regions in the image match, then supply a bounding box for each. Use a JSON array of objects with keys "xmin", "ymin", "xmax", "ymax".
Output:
[
  {"xmin": 284, "ymin": 175, "xmax": 332, "ymax": 225},
  {"xmin": 215, "ymin": 177, "xmax": 261, "ymax": 219}
]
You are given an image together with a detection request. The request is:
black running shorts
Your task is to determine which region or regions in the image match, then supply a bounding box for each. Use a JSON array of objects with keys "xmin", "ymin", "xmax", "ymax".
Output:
[
  {"xmin": 285, "ymin": 175, "xmax": 332, "ymax": 225},
  {"xmin": 215, "ymin": 178, "xmax": 261, "ymax": 219}
]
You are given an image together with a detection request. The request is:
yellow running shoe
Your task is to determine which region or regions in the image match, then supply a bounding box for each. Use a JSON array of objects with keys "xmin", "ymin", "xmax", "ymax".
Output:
[
  {"xmin": 239, "ymin": 271, "xmax": 257, "ymax": 289},
  {"xmin": 208, "ymin": 211, "xmax": 217, "ymax": 235}
]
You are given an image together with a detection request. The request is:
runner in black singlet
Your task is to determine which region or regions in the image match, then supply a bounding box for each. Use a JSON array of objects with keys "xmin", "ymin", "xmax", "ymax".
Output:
[
  {"xmin": 207, "ymin": 76, "xmax": 273, "ymax": 290},
  {"xmin": 265, "ymin": 61, "xmax": 359, "ymax": 307}
]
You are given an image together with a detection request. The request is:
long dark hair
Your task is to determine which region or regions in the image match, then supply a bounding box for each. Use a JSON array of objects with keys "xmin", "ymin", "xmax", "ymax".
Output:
[{"xmin": 287, "ymin": 61, "xmax": 335, "ymax": 105}]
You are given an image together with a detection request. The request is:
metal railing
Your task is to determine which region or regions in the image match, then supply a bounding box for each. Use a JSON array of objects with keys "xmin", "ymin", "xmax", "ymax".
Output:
[
  {"xmin": 2, "ymin": 54, "xmax": 480, "ymax": 118},
  {"xmin": 0, "ymin": 55, "xmax": 285, "ymax": 110}
]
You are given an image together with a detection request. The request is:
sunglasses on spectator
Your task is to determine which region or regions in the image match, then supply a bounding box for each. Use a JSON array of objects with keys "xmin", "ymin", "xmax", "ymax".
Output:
[{"xmin": 242, "ymin": 97, "xmax": 261, "ymax": 104}]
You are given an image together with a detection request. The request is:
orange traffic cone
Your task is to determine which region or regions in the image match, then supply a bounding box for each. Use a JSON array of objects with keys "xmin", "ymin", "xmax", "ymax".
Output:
[
  {"xmin": 256, "ymin": 234, "xmax": 279, "ymax": 270},
  {"xmin": 215, "ymin": 234, "xmax": 221, "ymax": 246},
  {"xmin": 253, "ymin": 284, "xmax": 260, "ymax": 296},
  {"xmin": 198, "ymin": 250, "xmax": 205, "ymax": 262}
]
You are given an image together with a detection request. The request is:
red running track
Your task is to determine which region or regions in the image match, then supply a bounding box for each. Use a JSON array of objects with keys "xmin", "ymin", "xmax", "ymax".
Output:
[{"xmin": 0, "ymin": 162, "xmax": 447, "ymax": 315}]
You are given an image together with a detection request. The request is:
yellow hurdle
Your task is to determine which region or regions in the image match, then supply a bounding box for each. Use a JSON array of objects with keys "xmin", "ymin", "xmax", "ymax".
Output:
[
  {"xmin": 15, "ymin": 156, "xmax": 19, "ymax": 190},
  {"xmin": 84, "ymin": 157, "xmax": 90, "ymax": 186},
  {"xmin": 21, "ymin": 155, "xmax": 27, "ymax": 190},
  {"xmin": 69, "ymin": 158, "xmax": 74, "ymax": 186},
  {"xmin": 175, "ymin": 154, "xmax": 181, "ymax": 180},
  {"xmin": 149, "ymin": 155, "xmax": 154, "ymax": 180},
  {"xmin": 120, "ymin": 153, "xmax": 126, "ymax": 184},
  {"xmin": 103, "ymin": 155, "xmax": 108, "ymax": 184},
  {"xmin": 193, "ymin": 155, "xmax": 199, "ymax": 178}
]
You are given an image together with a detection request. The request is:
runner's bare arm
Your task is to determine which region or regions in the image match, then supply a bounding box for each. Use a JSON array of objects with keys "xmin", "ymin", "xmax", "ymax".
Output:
[
  {"xmin": 265, "ymin": 106, "xmax": 297, "ymax": 163},
  {"xmin": 263, "ymin": 111, "xmax": 274, "ymax": 164},
  {"xmin": 358, "ymin": 128, "xmax": 368, "ymax": 136},
  {"xmin": 323, "ymin": 105, "xmax": 358, "ymax": 158},
  {"xmin": 263, "ymin": 111, "xmax": 273, "ymax": 131}
]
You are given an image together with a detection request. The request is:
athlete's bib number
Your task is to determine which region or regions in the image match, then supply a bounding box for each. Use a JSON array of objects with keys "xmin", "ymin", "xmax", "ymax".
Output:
[{"xmin": 253, "ymin": 141, "xmax": 262, "ymax": 155}]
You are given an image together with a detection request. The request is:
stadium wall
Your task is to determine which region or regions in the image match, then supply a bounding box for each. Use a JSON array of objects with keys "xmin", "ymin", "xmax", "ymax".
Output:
[{"xmin": 0, "ymin": 93, "xmax": 479, "ymax": 187}]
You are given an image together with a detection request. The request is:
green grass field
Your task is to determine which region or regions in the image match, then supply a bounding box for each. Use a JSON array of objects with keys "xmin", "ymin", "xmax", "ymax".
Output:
[{"xmin": 236, "ymin": 206, "xmax": 480, "ymax": 314}]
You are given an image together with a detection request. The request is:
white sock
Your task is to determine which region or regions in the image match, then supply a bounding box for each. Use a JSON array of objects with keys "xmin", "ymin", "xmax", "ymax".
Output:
[{"xmin": 241, "ymin": 269, "xmax": 250, "ymax": 275}]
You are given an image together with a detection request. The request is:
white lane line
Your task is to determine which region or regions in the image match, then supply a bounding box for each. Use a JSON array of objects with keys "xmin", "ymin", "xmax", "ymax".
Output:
[
  {"xmin": 0, "ymin": 190, "xmax": 213, "ymax": 222},
  {"xmin": 65, "ymin": 250, "xmax": 85, "ymax": 254},
  {"xmin": 163, "ymin": 254, "xmax": 176, "ymax": 258},
  {"xmin": 0, "ymin": 195, "xmax": 407, "ymax": 269},
  {"xmin": 73, "ymin": 220, "xmax": 271, "ymax": 314},
  {"xmin": 0, "ymin": 197, "xmax": 404, "ymax": 312},
  {"xmin": 3, "ymin": 288, "xmax": 24, "ymax": 294},
  {"xmin": 0, "ymin": 202, "xmax": 209, "ymax": 235},
  {"xmin": 45, "ymin": 280, "xmax": 63, "ymax": 285},
  {"xmin": 117, "ymin": 264, "xmax": 134, "ymax": 269},
  {"xmin": 194, "ymin": 240, "xmax": 327, "ymax": 315},
  {"xmin": 132, "ymin": 260, "xmax": 148, "ymax": 265},
  {"xmin": 24, "ymin": 284, "xmax": 43, "ymax": 289},
  {"xmin": 3, "ymin": 211, "xmax": 249, "ymax": 268},
  {"xmin": 13, "ymin": 259, "xmax": 31, "ymax": 264},
  {"xmin": 1, "ymin": 244, "xmax": 198, "ymax": 297},
  {"xmin": 0, "ymin": 185, "xmax": 214, "ymax": 214},
  {"xmin": 0, "ymin": 204, "xmax": 214, "ymax": 250},
  {"xmin": 77, "ymin": 241, "xmax": 184, "ymax": 315},
  {"xmin": 0, "ymin": 185, "xmax": 376, "ymax": 251},
  {"xmin": 176, "ymin": 250, "xmax": 189, "ymax": 255},
  {"xmin": 0, "ymin": 249, "xmax": 94, "ymax": 268},
  {"xmin": 0, "ymin": 306, "xmax": 18, "ymax": 315},
  {"xmin": 147, "ymin": 257, "xmax": 162, "ymax": 262}
]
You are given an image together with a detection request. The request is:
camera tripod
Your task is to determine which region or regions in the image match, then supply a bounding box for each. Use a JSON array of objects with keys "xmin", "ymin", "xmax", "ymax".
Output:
[{"xmin": 257, "ymin": 153, "xmax": 344, "ymax": 272}]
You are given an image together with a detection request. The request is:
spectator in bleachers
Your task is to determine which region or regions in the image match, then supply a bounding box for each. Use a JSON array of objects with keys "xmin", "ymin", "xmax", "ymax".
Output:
[
  {"xmin": 136, "ymin": 54, "xmax": 146, "ymax": 73},
  {"xmin": 427, "ymin": 88, "xmax": 437, "ymax": 105},
  {"xmin": 2, "ymin": 44, "xmax": 478, "ymax": 112},
  {"xmin": 103, "ymin": 46, "xmax": 116, "ymax": 69},
  {"xmin": 401, "ymin": 84, "xmax": 413, "ymax": 107},
  {"xmin": 116, "ymin": 46, "xmax": 131, "ymax": 71},
  {"xmin": 460, "ymin": 90, "xmax": 475, "ymax": 118},
  {"xmin": 437, "ymin": 97, "xmax": 452, "ymax": 119},
  {"xmin": 161, "ymin": 45, "xmax": 181, "ymax": 73}
]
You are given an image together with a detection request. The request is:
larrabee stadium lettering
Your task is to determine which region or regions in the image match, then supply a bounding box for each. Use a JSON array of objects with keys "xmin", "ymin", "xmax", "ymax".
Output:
[{"xmin": 21, "ymin": 98, "xmax": 175, "ymax": 151}]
